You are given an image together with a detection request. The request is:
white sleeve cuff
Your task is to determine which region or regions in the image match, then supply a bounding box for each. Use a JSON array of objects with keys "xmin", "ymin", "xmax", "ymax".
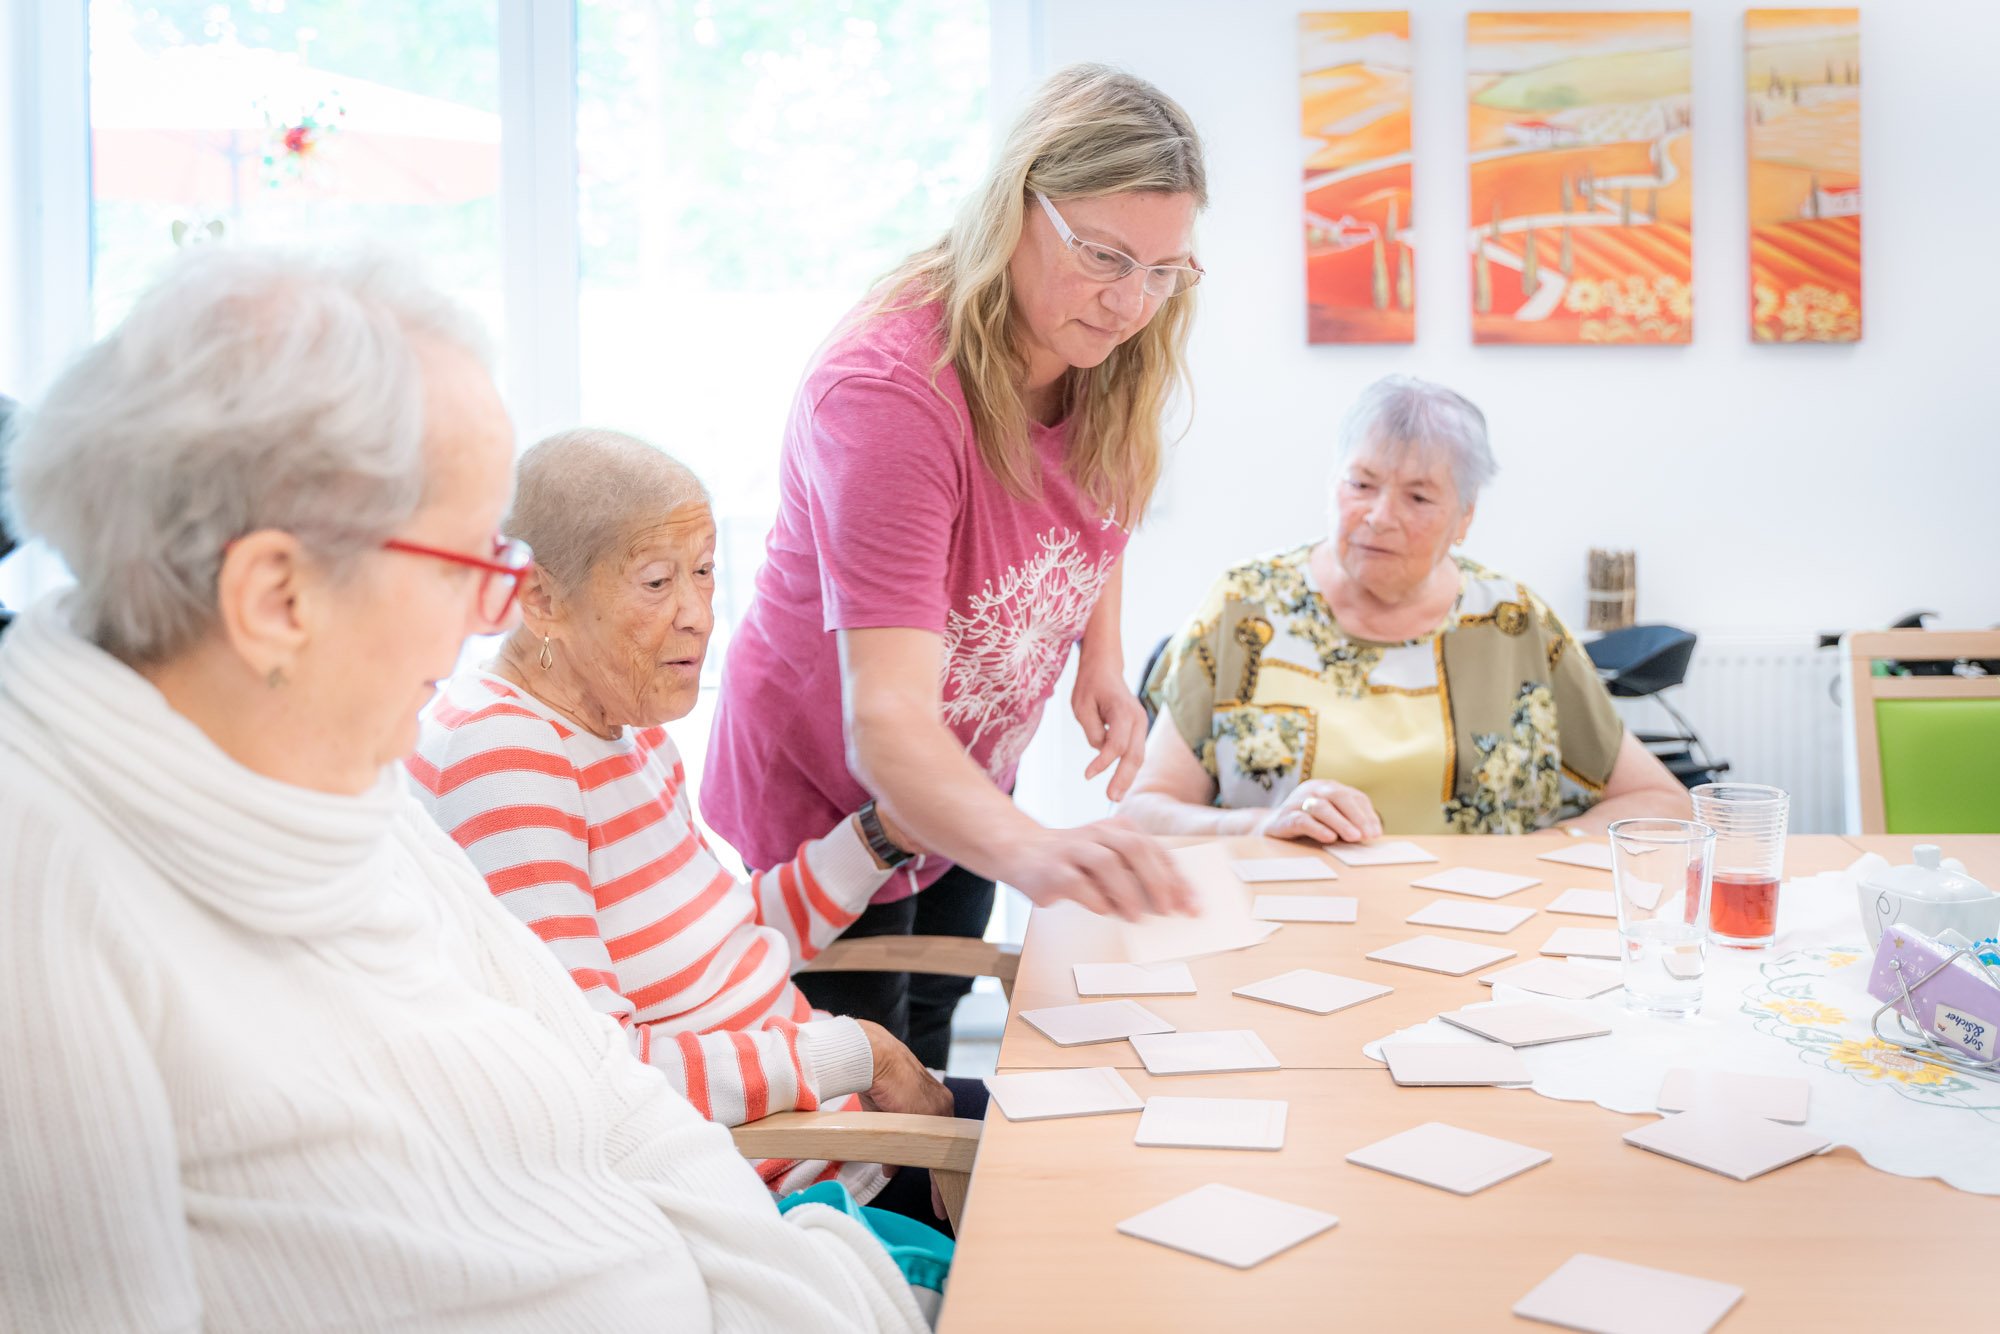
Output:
[
  {"xmin": 805, "ymin": 815, "xmax": 897, "ymax": 911},
  {"xmin": 795, "ymin": 1016, "xmax": 874, "ymax": 1103}
]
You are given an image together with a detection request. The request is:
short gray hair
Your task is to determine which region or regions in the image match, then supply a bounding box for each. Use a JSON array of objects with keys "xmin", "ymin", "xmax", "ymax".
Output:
[
  {"xmin": 1334, "ymin": 374, "xmax": 1496, "ymax": 506},
  {"xmin": 506, "ymin": 428, "xmax": 710, "ymax": 594},
  {"xmin": 3, "ymin": 246, "xmax": 492, "ymax": 663}
]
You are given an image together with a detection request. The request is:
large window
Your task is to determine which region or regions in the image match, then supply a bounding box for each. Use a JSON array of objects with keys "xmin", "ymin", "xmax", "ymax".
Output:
[
  {"xmin": 574, "ymin": 0, "xmax": 989, "ymax": 655},
  {"xmin": 10, "ymin": 0, "xmax": 993, "ymax": 828},
  {"xmin": 87, "ymin": 0, "xmax": 503, "ymax": 338}
]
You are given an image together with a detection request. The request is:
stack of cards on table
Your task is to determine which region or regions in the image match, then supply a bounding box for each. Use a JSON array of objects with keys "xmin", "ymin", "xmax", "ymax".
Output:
[
  {"xmin": 1515, "ymin": 1254, "xmax": 1743, "ymax": 1334},
  {"xmin": 1624, "ymin": 1109, "xmax": 1829, "ymax": 1181},
  {"xmin": 1367, "ymin": 934, "xmax": 1516, "ymax": 976},
  {"xmin": 1406, "ymin": 899, "xmax": 1535, "ymax": 933},
  {"xmin": 1135, "ymin": 1096, "xmax": 1288, "ymax": 1150},
  {"xmin": 1439, "ymin": 1001, "xmax": 1612, "ymax": 1047},
  {"xmin": 1231, "ymin": 856, "xmax": 1339, "ymax": 883},
  {"xmin": 1130, "ymin": 1029, "xmax": 1279, "ymax": 1075},
  {"xmin": 1536, "ymin": 842, "xmax": 1620, "ymax": 871},
  {"xmin": 1657, "ymin": 1068, "xmax": 1811, "ymax": 1122},
  {"xmin": 1346, "ymin": 1121, "xmax": 1551, "ymax": 1194},
  {"xmin": 1252, "ymin": 894, "xmax": 1356, "ymax": 923},
  {"xmin": 1480, "ymin": 957, "xmax": 1622, "ymax": 999},
  {"xmin": 1233, "ymin": 969, "xmax": 1392, "ymax": 1015},
  {"xmin": 1329, "ymin": 841, "xmax": 1438, "ymax": 866},
  {"xmin": 1539, "ymin": 926, "xmax": 1622, "ymax": 960},
  {"xmin": 1116, "ymin": 1184, "xmax": 1336, "ymax": 1269},
  {"xmin": 1411, "ymin": 867, "xmax": 1541, "ymax": 899},
  {"xmin": 984, "ymin": 1067, "xmax": 1143, "ymax": 1121},
  {"xmin": 1119, "ymin": 842, "xmax": 1283, "ymax": 965},
  {"xmin": 1019, "ymin": 999, "xmax": 1173, "ymax": 1046},
  {"xmin": 1380, "ymin": 1042, "xmax": 1531, "ymax": 1086},
  {"xmin": 1626, "ymin": 1069, "xmax": 1824, "ymax": 1180},
  {"xmin": 1547, "ymin": 887, "xmax": 1618, "ymax": 918},
  {"xmin": 1071, "ymin": 961, "xmax": 1195, "ymax": 996}
]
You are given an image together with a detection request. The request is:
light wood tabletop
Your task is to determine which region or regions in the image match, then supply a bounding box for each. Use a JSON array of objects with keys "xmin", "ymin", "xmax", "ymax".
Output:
[
  {"xmin": 997, "ymin": 833, "xmax": 1870, "ymax": 1072},
  {"xmin": 945, "ymin": 834, "xmax": 1999, "ymax": 1333},
  {"xmin": 940, "ymin": 1067, "xmax": 1996, "ymax": 1332}
]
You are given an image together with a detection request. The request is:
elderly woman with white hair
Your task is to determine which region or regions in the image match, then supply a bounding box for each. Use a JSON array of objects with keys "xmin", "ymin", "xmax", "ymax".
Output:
[
  {"xmin": 0, "ymin": 249, "xmax": 933, "ymax": 1332},
  {"xmin": 1121, "ymin": 374, "xmax": 1688, "ymax": 840},
  {"xmin": 410, "ymin": 427, "xmax": 983, "ymax": 1230}
]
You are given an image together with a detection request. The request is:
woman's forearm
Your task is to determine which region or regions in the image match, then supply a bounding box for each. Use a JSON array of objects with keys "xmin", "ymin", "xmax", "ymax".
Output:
[
  {"xmin": 1078, "ymin": 560, "xmax": 1124, "ymax": 671},
  {"xmin": 848, "ymin": 706, "xmax": 1044, "ymax": 880},
  {"xmin": 1559, "ymin": 785, "xmax": 1692, "ymax": 833},
  {"xmin": 1559, "ymin": 733, "xmax": 1694, "ymax": 833},
  {"xmin": 1116, "ymin": 789, "xmax": 1260, "ymax": 837}
]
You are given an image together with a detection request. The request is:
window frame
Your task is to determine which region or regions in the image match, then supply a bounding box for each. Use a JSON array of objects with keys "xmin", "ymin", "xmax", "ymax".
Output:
[{"xmin": 5, "ymin": 0, "xmax": 1042, "ymax": 413}]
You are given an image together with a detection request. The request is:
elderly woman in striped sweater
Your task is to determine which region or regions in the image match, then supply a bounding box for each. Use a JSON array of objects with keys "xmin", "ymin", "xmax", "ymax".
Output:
[{"xmin": 411, "ymin": 428, "xmax": 984, "ymax": 1227}]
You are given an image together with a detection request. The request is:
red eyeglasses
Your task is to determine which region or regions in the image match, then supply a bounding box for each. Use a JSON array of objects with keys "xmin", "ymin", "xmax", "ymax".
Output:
[{"xmin": 381, "ymin": 535, "xmax": 534, "ymax": 630}]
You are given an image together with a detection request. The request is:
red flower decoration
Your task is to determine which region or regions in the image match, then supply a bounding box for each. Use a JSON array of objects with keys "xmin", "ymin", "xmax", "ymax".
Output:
[{"xmin": 283, "ymin": 125, "xmax": 314, "ymax": 157}]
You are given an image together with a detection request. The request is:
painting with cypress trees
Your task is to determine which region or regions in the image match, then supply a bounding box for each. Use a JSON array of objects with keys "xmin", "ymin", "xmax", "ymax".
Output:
[
  {"xmin": 1747, "ymin": 8, "xmax": 1861, "ymax": 343},
  {"xmin": 1301, "ymin": 12, "xmax": 1414, "ymax": 344},
  {"xmin": 1466, "ymin": 11, "xmax": 1692, "ymax": 344}
]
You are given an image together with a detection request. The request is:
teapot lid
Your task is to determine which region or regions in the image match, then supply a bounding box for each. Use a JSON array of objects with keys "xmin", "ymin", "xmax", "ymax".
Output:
[{"xmin": 1863, "ymin": 844, "xmax": 1995, "ymax": 904}]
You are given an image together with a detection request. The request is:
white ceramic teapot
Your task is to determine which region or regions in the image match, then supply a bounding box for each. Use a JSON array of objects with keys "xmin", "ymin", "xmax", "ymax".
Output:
[{"xmin": 1856, "ymin": 845, "xmax": 2000, "ymax": 947}]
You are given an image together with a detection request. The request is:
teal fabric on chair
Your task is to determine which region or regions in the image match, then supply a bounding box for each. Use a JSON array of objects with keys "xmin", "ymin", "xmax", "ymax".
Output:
[
  {"xmin": 1877, "ymin": 698, "xmax": 2000, "ymax": 834},
  {"xmin": 779, "ymin": 1180, "xmax": 954, "ymax": 1321}
]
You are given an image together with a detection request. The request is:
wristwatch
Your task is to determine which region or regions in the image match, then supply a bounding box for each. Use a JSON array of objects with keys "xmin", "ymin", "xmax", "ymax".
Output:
[{"xmin": 856, "ymin": 799, "xmax": 913, "ymax": 869}]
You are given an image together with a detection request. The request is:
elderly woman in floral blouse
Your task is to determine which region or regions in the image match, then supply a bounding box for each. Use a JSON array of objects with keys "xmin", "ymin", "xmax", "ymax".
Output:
[{"xmin": 1120, "ymin": 375, "xmax": 1688, "ymax": 841}]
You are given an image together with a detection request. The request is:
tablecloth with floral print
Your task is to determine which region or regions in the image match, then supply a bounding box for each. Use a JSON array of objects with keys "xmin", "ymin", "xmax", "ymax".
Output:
[{"xmin": 1367, "ymin": 857, "xmax": 2000, "ymax": 1194}]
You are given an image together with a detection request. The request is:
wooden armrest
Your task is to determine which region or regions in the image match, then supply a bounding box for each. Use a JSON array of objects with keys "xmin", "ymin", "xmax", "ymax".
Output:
[
  {"xmin": 733, "ymin": 1110, "xmax": 981, "ymax": 1230},
  {"xmin": 801, "ymin": 936, "xmax": 1020, "ymax": 999},
  {"xmin": 730, "ymin": 1109, "xmax": 981, "ymax": 1175}
]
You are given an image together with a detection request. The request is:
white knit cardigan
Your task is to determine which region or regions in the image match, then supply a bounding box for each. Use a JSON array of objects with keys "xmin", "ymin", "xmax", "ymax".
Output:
[{"xmin": 0, "ymin": 598, "xmax": 926, "ymax": 1334}]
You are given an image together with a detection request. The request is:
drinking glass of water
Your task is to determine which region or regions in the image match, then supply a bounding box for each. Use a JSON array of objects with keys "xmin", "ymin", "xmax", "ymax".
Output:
[
  {"xmin": 1608, "ymin": 818, "xmax": 1716, "ymax": 1017},
  {"xmin": 1690, "ymin": 783, "xmax": 1789, "ymax": 948}
]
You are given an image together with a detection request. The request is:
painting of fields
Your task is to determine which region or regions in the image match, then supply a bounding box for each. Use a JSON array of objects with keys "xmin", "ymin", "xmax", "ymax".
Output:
[
  {"xmin": 1466, "ymin": 12, "xmax": 1692, "ymax": 345},
  {"xmin": 1748, "ymin": 8, "xmax": 1860, "ymax": 343},
  {"xmin": 1302, "ymin": 12, "xmax": 1413, "ymax": 344}
]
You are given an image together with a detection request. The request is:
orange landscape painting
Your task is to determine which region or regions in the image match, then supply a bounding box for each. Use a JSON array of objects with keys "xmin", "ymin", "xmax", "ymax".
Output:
[
  {"xmin": 1301, "ymin": 12, "xmax": 1413, "ymax": 344},
  {"xmin": 1747, "ymin": 9, "xmax": 1860, "ymax": 343},
  {"xmin": 1466, "ymin": 12, "xmax": 1692, "ymax": 345}
]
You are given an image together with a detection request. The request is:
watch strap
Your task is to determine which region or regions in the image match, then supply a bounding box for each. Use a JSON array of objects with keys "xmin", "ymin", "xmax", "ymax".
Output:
[{"xmin": 857, "ymin": 799, "xmax": 912, "ymax": 868}]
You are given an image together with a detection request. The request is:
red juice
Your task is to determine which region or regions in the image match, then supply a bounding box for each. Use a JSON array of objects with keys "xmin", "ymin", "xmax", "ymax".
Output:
[{"xmin": 1709, "ymin": 871, "xmax": 1779, "ymax": 942}]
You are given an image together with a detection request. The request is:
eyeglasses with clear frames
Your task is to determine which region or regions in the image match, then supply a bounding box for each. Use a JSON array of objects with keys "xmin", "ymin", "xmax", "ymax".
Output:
[
  {"xmin": 1034, "ymin": 191, "xmax": 1204, "ymax": 299},
  {"xmin": 381, "ymin": 535, "xmax": 534, "ymax": 631}
]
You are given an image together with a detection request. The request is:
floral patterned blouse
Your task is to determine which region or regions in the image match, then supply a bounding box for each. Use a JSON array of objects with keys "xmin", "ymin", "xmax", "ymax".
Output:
[{"xmin": 1144, "ymin": 546, "xmax": 1625, "ymax": 835}]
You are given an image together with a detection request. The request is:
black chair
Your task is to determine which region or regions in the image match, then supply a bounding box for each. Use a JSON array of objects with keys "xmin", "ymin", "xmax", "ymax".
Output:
[{"xmin": 1585, "ymin": 624, "xmax": 1729, "ymax": 789}]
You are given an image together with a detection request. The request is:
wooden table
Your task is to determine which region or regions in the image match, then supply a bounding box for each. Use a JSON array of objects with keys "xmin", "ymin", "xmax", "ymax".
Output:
[{"xmin": 943, "ymin": 834, "xmax": 1998, "ymax": 1332}]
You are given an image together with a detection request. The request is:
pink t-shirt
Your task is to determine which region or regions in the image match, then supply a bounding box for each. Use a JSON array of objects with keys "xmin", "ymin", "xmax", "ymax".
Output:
[{"xmin": 702, "ymin": 301, "xmax": 1131, "ymax": 901}]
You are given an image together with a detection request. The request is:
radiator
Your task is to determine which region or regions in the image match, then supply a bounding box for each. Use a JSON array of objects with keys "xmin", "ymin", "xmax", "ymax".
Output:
[{"xmin": 1608, "ymin": 633, "xmax": 1846, "ymax": 835}]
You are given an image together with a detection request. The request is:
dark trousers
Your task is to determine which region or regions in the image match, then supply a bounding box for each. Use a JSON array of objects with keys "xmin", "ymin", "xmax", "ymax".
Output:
[
  {"xmin": 859, "ymin": 1075, "xmax": 990, "ymax": 1237},
  {"xmin": 794, "ymin": 863, "xmax": 998, "ymax": 1070}
]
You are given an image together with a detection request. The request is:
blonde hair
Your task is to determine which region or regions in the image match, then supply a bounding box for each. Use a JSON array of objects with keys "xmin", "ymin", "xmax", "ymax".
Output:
[{"xmin": 874, "ymin": 63, "xmax": 1206, "ymax": 524}]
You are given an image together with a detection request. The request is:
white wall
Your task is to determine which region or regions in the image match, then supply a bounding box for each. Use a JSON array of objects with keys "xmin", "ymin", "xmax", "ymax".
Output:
[{"xmin": 1013, "ymin": 0, "xmax": 2000, "ymax": 835}]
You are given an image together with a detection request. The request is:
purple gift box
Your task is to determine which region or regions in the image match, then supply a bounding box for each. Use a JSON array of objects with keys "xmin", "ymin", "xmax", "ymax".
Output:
[{"xmin": 1867, "ymin": 924, "xmax": 2000, "ymax": 1062}]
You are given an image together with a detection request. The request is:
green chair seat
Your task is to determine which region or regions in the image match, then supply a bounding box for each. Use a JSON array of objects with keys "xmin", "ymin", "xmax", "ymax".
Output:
[{"xmin": 1877, "ymin": 698, "xmax": 2000, "ymax": 834}]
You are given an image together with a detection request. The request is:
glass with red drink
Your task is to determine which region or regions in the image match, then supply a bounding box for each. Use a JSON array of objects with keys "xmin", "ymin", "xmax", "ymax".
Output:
[{"xmin": 1690, "ymin": 783, "xmax": 1789, "ymax": 948}]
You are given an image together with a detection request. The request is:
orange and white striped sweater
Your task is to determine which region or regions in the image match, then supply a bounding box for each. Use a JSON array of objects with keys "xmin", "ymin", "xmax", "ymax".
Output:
[{"xmin": 408, "ymin": 670, "xmax": 890, "ymax": 1201}]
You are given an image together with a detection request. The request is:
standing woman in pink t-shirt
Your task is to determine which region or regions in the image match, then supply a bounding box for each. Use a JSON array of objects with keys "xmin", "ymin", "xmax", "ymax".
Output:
[{"xmin": 703, "ymin": 65, "xmax": 1206, "ymax": 1063}]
